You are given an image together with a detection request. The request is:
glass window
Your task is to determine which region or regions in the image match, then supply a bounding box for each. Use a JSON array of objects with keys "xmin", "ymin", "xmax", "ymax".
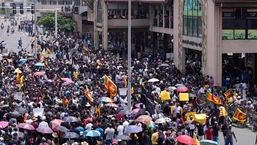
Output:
[
  {"xmin": 192, "ymin": 17, "xmax": 198, "ymax": 36},
  {"xmin": 222, "ymin": 30, "xmax": 234, "ymax": 39},
  {"xmin": 234, "ymin": 30, "xmax": 246, "ymax": 39},
  {"xmin": 183, "ymin": 16, "xmax": 188, "ymax": 35},
  {"xmin": 183, "ymin": 0, "xmax": 202, "ymax": 37},
  {"xmin": 248, "ymin": 30, "xmax": 257, "ymax": 39}
]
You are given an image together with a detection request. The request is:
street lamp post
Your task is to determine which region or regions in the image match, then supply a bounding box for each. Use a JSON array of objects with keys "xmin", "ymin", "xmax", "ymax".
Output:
[
  {"xmin": 127, "ymin": 0, "xmax": 132, "ymax": 113},
  {"xmin": 55, "ymin": 8, "xmax": 58, "ymax": 38}
]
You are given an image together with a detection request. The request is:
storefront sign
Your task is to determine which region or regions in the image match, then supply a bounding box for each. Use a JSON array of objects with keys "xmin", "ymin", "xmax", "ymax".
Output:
[
  {"xmin": 182, "ymin": 39, "xmax": 202, "ymax": 48},
  {"xmin": 247, "ymin": 9, "xmax": 257, "ymax": 18}
]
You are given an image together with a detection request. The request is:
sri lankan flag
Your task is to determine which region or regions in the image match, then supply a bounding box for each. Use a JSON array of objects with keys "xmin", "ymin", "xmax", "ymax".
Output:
[
  {"xmin": 104, "ymin": 75, "xmax": 117, "ymax": 98},
  {"xmin": 224, "ymin": 89, "xmax": 232, "ymax": 98},
  {"xmin": 84, "ymin": 85, "xmax": 94, "ymax": 102},
  {"xmin": 233, "ymin": 108, "xmax": 246, "ymax": 122},
  {"xmin": 206, "ymin": 92, "xmax": 222, "ymax": 104}
]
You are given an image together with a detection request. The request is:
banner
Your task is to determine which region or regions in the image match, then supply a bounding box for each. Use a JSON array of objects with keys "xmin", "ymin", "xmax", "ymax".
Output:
[
  {"xmin": 33, "ymin": 108, "xmax": 44, "ymax": 117},
  {"xmin": 233, "ymin": 108, "xmax": 246, "ymax": 122},
  {"xmin": 206, "ymin": 92, "xmax": 222, "ymax": 104},
  {"xmin": 104, "ymin": 75, "xmax": 117, "ymax": 98}
]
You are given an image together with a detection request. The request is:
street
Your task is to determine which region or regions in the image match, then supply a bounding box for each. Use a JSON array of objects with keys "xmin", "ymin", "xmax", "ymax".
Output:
[
  {"xmin": 218, "ymin": 127, "xmax": 256, "ymax": 145},
  {"xmin": 0, "ymin": 15, "xmax": 32, "ymax": 55}
]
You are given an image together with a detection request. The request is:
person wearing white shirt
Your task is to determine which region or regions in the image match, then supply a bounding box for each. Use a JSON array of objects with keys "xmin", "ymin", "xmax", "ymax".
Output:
[
  {"xmin": 117, "ymin": 122, "xmax": 124, "ymax": 136},
  {"xmin": 85, "ymin": 123, "xmax": 93, "ymax": 130},
  {"xmin": 123, "ymin": 120, "xmax": 129, "ymax": 129}
]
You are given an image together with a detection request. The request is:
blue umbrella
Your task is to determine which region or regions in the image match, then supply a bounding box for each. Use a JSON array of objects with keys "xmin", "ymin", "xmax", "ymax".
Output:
[
  {"xmin": 34, "ymin": 62, "xmax": 44, "ymax": 67},
  {"xmin": 19, "ymin": 58, "xmax": 27, "ymax": 63},
  {"xmin": 200, "ymin": 140, "xmax": 218, "ymax": 145},
  {"xmin": 62, "ymin": 132, "xmax": 79, "ymax": 139},
  {"xmin": 84, "ymin": 130, "xmax": 101, "ymax": 137},
  {"xmin": 124, "ymin": 125, "xmax": 142, "ymax": 133},
  {"xmin": 75, "ymin": 126, "xmax": 84, "ymax": 132}
]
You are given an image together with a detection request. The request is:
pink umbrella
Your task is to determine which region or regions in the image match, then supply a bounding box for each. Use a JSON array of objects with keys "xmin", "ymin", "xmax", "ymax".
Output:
[
  {"xmin": 105, "ymin": 103, "xmax": 119, "ymax": 108},
  {"xmin": 132, "ymin": 108, "xmax": 140, "ymax": 115},
  {"xmin": 176, "ymin": 86, "xmax": 188, "ymax": 92},
  {"xmin": 61, "ymin": 78, "xmax": 73, "ymax": 82},
  {"xmin": 36, "ymin": 126, "xmax": 53, "ymax": 134},
  {"xmin": 51, "ymin": 119, "xmax": 63, "ymax": 129},
  {"xmin": 135, "ymin": 103, "xmax": 143, "ymax": 108},
  {"xmin": 18, "ymin": 123, "xmax": 35, "ymax": 130},
  {"xmin": 34, "ymin": 71, "xmax": 45, "ymax": 76},
  {"xmin": 63, "ymin": 81, "xmax": 75, "ymax": 85},
  {"xmin": 0, "ymin": 121, "xmax": 9, "ymax": 129}
]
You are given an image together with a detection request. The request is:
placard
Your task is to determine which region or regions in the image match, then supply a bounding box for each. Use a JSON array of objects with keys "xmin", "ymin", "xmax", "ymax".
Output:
[
  {"xmin": 179, "ymin": 93, "xmax": 189, "ymax": 101},
  {"xmin": 14, "ymin": 92, "xmax": 23, "ymax": 101},
  {"xmin": 119, "ymin": 88, "xmax": 128, "ymax": 96},
  {"xmin": 33, "ymin": 108, "xmax": 44, "ymax": 117}
]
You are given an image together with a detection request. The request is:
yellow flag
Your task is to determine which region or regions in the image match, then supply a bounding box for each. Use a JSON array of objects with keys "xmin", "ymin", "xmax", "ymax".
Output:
[{"xmin": 233, "ymin": 108, "xmax": 246, "ymax": 122}]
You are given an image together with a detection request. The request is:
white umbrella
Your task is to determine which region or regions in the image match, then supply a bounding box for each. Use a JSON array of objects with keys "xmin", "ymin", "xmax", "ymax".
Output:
[
  {"xmin": 155, "ymin": 118, "xmax": 166, "ymax": 124},
  {"xmin": 38, "ymin": 121, "xmax": 49, "ymax": 128},
  {"xmin": 148, "ymin": 78, "xmax": 159, "ymax": 83}
]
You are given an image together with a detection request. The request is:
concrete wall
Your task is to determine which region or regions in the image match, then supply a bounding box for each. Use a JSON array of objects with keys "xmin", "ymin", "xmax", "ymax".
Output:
[
  {"xmin": 108, "ymin": 19, "xmax": 150, "ymax": 29},
  {"xmin": 222, "ymin": 40, "xmax": 257, "ymax": 53}
]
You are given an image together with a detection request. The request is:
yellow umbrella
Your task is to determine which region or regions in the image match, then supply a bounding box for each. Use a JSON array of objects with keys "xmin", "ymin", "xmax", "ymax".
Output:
[
  {"xmin": 14, "ymin": 68, "xmax": 22, "ymax": 74},
  {"xmin": 160, "ymin": 90, "xmax": 171, "ymax": 101}
]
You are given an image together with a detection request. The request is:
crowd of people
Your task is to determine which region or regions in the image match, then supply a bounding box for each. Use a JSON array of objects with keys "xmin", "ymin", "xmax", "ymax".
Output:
[{"xmin": 0, "ymin": 31, "xmax": 256, "ymax": 145}]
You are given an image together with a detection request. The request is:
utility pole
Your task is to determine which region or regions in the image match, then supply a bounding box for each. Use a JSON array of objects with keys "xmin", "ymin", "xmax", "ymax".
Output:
[{"xmin": 127, "ymin": 0, "xmax": 132, "ymax": 113}]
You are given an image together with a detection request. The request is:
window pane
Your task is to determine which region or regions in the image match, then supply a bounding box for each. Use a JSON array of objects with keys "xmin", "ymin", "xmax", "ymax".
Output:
[
  {"xmin": 248, "ymin": 19, "xmax": 257, "ymax": 29},
  {"xmin": 193, "ymin": 17, "xmax": 198, "ymax": 36},
  {"xmin": 222, "ymin": 30, "xmax": 234, "ymax": 39},
  {"xmin": 188, "ymin": 17, "xmax": 193, "ymax": 36},
  {"xmin": 248, "ymin": 30, "xmax": 257, "ymax": 39},
  {"xmin": 198, "ymin": 17, "xmax": 202, "ymax": 37},
  {"xmin": 183, "ymin": 16, "xmax": 188, "ymax": 35},
  {"xmin": 234, "ymin": 29, "xmax": 246, "ymax": 39}
]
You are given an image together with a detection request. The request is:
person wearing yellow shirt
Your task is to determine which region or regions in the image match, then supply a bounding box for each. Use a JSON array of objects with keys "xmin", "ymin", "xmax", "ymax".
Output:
[
  {"xmin": 151, "ymin": 129, "xmax": 159, "ymax": 145},
  {"xmin": 219, "ymin": 105, "xmax": 227, "ymax": 126}
]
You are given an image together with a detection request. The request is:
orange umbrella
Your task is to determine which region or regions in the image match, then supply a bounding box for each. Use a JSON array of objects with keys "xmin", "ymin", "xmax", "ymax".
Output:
[{"xmin": 51, "ymin": 119, "xmax": 63, "ymax": 129}]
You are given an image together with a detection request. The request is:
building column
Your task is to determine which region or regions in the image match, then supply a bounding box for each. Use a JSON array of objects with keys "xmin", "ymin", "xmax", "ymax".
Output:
[
  {"xmin": 173, "ymin": 0, "xmax": 185, "ymax": 73},
  {"xmin": 102, "ymin": 1, "xmax": 108, "ymax": 50},
  {"xmin": 205, "ymin": 0, "xmax": 222, "ymax": 86},
  {"xmin": 93, "ymin": 0, "xmax": 99, "ymax": 48},
  {"xmin": 163, "ymin": 34, "xmax": 168, "ymax": 50},
  {"xmin": 162, "ymin": 4, "xmax": 165, "ymax": 28}
]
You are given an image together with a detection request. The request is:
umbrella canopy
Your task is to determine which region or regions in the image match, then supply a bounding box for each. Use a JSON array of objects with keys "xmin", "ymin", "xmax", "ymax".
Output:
[
  {"xmin": 18, "ymin": 123, "xmax": 35, "ymax": 130},
  {"xmin": 154, "ymin": 118, "xmax": 166, "ymax": 124},
  {"xmin": 62, "ymin": 132, "xmax": 79, "ymax": 139},
  {"xmin": 85, "ymin": 130, "xmax": 101, "ymax": 137},
  {"xmin": 63, "ymin": 81, "xmax": 75, "ymax": 85},
  {"xmin": 160, "ymin": 63, "xmax": 169, "ymax": 67},
  {"xmin": 199, "ymin": 140, "xmax": 218, "ymax": 145},
  {"xmin": 51, "ymin": 119, "xmax": 63, "ymax": 129},
  {"xmin": 135, "ymin": 103, "xmax": 143, "ymax": 108},
  {"xmin": 105, "ymin": 103, "xmax": 119, "ymax": 108},
  {"xmin": 176, "ymin": 135, "xmax": 195, "ymax": 144},
  {"xmin": 136, "ymin": 115, "xmax": 152, "ymax": 124},
  {"xmin": 38, "ymin": 121, "xmax": 49, "ymax": 128},
  {"xmin": 175, "ymin": 84, "xmax": 185, "ymax": 87},
  {"xmin": 98, "ymin": 97, "xmax": 113, "ymax": 103},
  {"xmin": 54, "ymin": 125, "xmax": 69, "ymax": 133},
  {"xmin": 118, "ymin": 109, "xmax": 129, "ymax": 115},
  {"xmin": 14, "ymin": 68, "xmax": 22, "ymax": 73},
  {"xmin": 176, "ymin": 86, "xmax": 188, "ymax": 92},
  {"xmin": 63, "ymin": 116, "xmax": 79, "ymax": 123},
  {"xmin": 36, "ymin": 126, "xmax": 53, "ymax": 134},
  {"xmin": 61, "ymin": 78, "xmax": 73, "ymax": 82},
  {"xmin": 19, "ymin": 58, "xmax": 27, "ymax": 63},
  {"xmin": 124, "ymin": 125, "xmax": 142, "ymax": 133},
  {"xmin": 75, "ymin": 126, "xmax": 84, "ymax": 132},
  {"xmin": 131, "ymin": 108, "xmax": 140, "ymax": 115},
  {"xmin": 34, "ymin": 71, "xmax": 45, "ymax": 76},
  {"xmin": 0, "ymin": 121, "xmax": 9, "ymax": 129},
  {"xmin": 115, "ymin": 135, "xmax": 131, "ymax": 140},
  {"xmin": 148, "ymin": 78, "xmax": 159, "ymax": 83},
  {"xmin": 34, "ymin": 62, "xmax": 44, "ymax": 67}
]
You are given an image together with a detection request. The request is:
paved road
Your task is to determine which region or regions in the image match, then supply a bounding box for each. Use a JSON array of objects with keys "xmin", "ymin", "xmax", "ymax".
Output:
[{"xmin": 218, "ymin": 127, "xmax": 256, "ymax": 145}]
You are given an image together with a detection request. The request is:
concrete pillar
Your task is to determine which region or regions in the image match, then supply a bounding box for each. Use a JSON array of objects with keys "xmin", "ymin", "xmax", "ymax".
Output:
[
  {"xmin": 102, "ymin": 1, "xmax": 108, "ymax": 50},
  {"xmin": 205, "ymin": 0, "xmax": 222, "ymax": 86},
  {"xmin": 93, "ymin": 0, "xmax": 99, "ymax": 48},
  {"xmin": 162, "ymin": 4, "xmax": 165, "ymax": 28},
  {"xmin": 164, "ymin": 34, "xmax": 168, "ymax": 50}
]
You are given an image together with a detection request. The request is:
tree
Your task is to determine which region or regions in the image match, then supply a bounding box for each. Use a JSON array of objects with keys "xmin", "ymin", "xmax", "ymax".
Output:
[{"xmin": 37, "ymin": 13, "xmax": 73, "ymax": 30}]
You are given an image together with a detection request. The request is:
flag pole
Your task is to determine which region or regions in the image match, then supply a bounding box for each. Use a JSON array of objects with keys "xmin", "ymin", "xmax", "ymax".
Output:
[{"xmin": 127, "ymin": 0, "xmax": 132, "ymax": 113}]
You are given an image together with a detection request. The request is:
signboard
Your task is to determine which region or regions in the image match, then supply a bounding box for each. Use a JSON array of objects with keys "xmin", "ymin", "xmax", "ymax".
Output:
[
  {"xmin": 247, "ymin": 9, "xmax": 257, "ymax": 18},
  {"xmin": 222, "ymin": 8, "xmax": 234, "ymax": 18}
]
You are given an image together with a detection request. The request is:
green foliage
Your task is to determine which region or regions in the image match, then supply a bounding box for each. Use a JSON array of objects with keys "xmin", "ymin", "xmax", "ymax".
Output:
[
  {"xmin": 0, "ymin": 8, "xmax": 11, "ymax": 14},
  {"xmin": 37, "ymin": 13, "xmax": 73, "ymax": 30}
]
